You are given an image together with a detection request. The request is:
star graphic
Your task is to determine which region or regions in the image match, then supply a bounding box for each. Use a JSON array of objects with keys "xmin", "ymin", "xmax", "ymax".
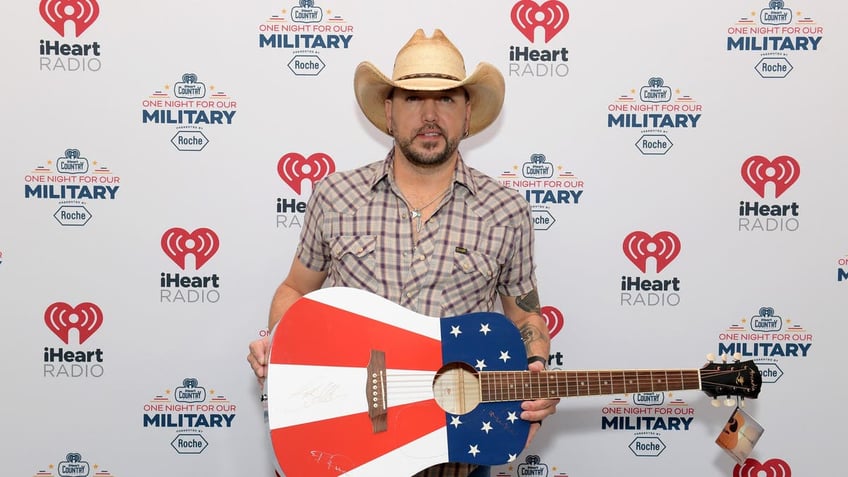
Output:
[
  {"xmin": 479, "ymin": 323, "xmax": 491, "ymax": 335},
  {"xmin": 450, "ymin": 325, "xmax": 462, "ymax": 338},
  {"xmin": 468, "ymin": 444, "xmax": 480, "ymax": 457},
  {"xmin": 475, "ymin": 359, "xmax": 487, "ymax": 371},
  {"xmin": 507, "ymin": 411, "xmax": 518, "ymax": 423},
  {"xmin": 508, "ymin": 453, "xmax": 518, "ymax": 462},
  {"xmin": 499, "ymin": 350, "xmax": 511, "ymax": 363},
  {"xmin": 481, "ymin": 421, "xmax": 493, "ymax": 433},
  {"xmin": 450, "ymin": 416, "xmax": 463, "ymax": 428}
]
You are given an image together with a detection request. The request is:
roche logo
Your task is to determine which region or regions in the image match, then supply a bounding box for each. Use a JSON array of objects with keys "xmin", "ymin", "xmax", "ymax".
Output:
[
  {"xmin": 54, "ymin": 205, "xmax": 92, "ymax": 226},
  {"xmin": 635, "ymin": 134, "xmax": 673, "ymax": 155},
  {"xmin": 171, "ymin": 130, "xmax": 208, "ymax": 151},
  {"xmin": 755, "ymin": 57, "xmax": 793, "ymax": 78},
  {"xmin": 629, "ymin": 436, "xmax": 666, "ymax": 456},
  {"xmin": 532, "ymin": 210, "xmax": 556, "ymax": 230},
  {"xmin": 757, "ymin": 361, "xmax": 783, "ymax": 383},
  {"xmin": 288, "ymin": 54, "xmax": 325, "ymax": 76},
  {"xmin": 171, "ymin": 433, "xmax": 208, "ymax": 454}
]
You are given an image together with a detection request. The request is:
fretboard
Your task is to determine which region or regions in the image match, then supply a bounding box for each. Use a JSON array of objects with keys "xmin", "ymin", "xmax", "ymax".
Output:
[{"xmin": 479, "ymin": 369, "xmax": 702, "ymax": 402}]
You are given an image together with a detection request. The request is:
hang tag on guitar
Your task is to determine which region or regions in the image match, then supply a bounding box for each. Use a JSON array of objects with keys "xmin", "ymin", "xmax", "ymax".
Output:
[{"xmin": 715, "ymin": 407, "xmax": 764, "ymax": 464}]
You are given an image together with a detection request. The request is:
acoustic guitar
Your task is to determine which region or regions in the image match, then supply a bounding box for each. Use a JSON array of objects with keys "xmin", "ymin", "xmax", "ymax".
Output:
[{"xmin": 266, "ymin": 287, "xmax": 761, "ymax": 476}]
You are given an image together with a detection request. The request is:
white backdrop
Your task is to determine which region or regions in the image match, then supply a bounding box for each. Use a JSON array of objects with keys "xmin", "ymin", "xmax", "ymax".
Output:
[{"xmin": 3, "ymin": 1, "xmax": 845, "ymax": 476}]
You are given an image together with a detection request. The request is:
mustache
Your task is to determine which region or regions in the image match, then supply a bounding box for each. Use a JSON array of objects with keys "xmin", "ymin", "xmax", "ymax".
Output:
[{"xmin": 416, "ymin": 125, "xmax": 444, "ymax": 136}]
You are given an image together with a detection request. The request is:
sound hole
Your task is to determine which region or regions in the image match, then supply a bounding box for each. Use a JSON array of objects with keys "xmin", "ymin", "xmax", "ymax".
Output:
[{"xmin": 432, "ymin": 362, "xmax": 481, "ymax": 415}]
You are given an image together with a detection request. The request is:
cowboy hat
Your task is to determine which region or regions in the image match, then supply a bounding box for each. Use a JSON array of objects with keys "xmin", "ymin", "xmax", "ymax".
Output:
[{"xmin": 354, "ymin": 29, "xmax": 505, "ymax": 137}]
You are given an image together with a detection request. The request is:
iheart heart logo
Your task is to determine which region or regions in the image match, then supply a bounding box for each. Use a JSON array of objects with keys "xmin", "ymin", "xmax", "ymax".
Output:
[
  {"xmin": 277, "ymin": 152, "xmax": 335, "ymax": 195},
  {"xmin": 44, "ymin": 302, "xmax": 103, "ymax": 344},
  {"xmin": 622, "ymin": 231, "xmax": 681, "ymax": 273},
  {"xmin": 741, "ymin": 155, "xmax": 800, "ymax": 199},
  {"xmin": 734, "ymin": 458, "xmax": 791, "ymax": 477},
  {"xmin": 541, "ymin": 306, "xmax": 564, "ymax": 338},
  {"xmin": 511, "ymin": 0, "xmax": 570, "ymax": 43},
  {"xmin": 40, "ymin": 0, "xmax": 100, "ymax": 37},
  {"xmin": 161, "ymin": 227, "xmax": 219, "ymax": 270}
]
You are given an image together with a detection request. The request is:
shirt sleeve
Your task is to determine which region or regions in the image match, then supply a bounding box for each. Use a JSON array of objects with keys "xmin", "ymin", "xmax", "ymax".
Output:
[
  {"xmin": 295, "ymin": 179, "xmax": 331, "ymax": 272},
  {"xmin": 497, "ymin": 198, "xmax": 538, "ymax": 298}
]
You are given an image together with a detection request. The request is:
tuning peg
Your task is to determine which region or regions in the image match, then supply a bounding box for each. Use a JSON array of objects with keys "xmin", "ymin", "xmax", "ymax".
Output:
[
  {"xmin": 725, "ymin": 397, "xmax": 735, "ymax": 407},
  {"xmin": 711, "ymin": 399, "xmax": 720, "ymax": 407},
  {"xmin": 739, "ymin": 399, "xmax": 746, "ymax": 408},
  {"xmin": 733, "ymin": 352, "xmax": 742, "ymax": 361},
  {"xmin": 706, "ymin": 353, "xmax": 716, "ymax": 362},
  {"xmin": 720, "ymin": 353, "xmax": 728, "ymax": 363}
]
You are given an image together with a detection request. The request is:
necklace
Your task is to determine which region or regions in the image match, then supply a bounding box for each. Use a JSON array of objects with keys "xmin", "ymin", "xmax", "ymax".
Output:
[{"xmin": 407, "ymin": 186, "xmax": 450, "ymax": 233}]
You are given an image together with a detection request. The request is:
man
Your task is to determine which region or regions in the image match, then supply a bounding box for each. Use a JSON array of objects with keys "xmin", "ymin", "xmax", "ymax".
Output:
[{"xmin": 248, "ymin": 29, "xmax": 560, "ymax": 477}]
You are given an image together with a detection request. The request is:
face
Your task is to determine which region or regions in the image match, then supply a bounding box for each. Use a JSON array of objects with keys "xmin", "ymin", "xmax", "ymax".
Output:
[{"xmin": 385, "ymin": 88, "xmax": 471, "ymax": 168}]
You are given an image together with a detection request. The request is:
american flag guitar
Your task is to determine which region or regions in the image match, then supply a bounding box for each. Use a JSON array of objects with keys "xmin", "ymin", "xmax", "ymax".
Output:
[{"xmin": 265, "ymin": 287, "xmax": 761, "ymax": 476}]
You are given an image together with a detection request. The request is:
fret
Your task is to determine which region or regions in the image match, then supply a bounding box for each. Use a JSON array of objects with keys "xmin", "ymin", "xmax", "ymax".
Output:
[{"xmin": 480, "ymin": 369, "xmax": 705, "ymax": 402}]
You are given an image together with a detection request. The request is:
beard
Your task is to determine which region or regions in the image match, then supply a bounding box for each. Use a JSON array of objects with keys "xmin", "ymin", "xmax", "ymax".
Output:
[{"xmin": 394, "ymin": 124, "xmax": 462, "ymax": 168}]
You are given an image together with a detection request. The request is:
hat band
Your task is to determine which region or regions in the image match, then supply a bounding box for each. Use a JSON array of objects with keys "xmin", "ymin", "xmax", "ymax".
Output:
[{"xmin": 396, "ymin": 72, "xmax": 462, "ymax": 82}]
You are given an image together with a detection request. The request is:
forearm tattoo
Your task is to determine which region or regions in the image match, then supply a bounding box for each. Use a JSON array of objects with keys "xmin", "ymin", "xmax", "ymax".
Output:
[
  {"xmin": 517, "ymin": 289, "xmax": 548, "ymax": 353},
  {"xmin": 515, "ymin": 289, "xmax": 541, "ymax": 313},
  {"xmin": 520, "ymin": 323, "xmax": 545, "ymax": 346}
]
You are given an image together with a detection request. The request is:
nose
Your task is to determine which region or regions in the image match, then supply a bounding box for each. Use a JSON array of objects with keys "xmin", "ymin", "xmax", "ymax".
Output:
[{"xmin": 421, "ymin": 98, "xmax": 438, "ymax": 123}]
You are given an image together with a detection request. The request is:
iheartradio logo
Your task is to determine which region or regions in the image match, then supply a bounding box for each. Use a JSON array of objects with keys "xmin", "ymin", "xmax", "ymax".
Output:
[
  {"xmin": 741, "ymin": 155, "xmax": 800, "ymax": 199},
  {"xmin": 44, "ymin": 302, "xmax": 103, "ymax": 344},
  {"xmin": 734, "ymin": 458, "xmax": 791, "ymax": 477},
  {"xmin": 278, "ymin": 152, "xmax": 335, "ymax": 195},
  {"xmin": 40, "ymin": 0, "xmax": 100, "ymax": 37},
  {"xmin": 511, "ymin": 0, "xmax": 570, "ymax": 43},
  {"xmin": 622, "ymin": 231, "xmax": 681, "ymax": 273},
  {"xmin": 541, "ymin": 306, "xmax": 564, "ymax": 338},
  {"xmin": 161, "ymin": 227, "xmax": 219, "ymax": 270}
]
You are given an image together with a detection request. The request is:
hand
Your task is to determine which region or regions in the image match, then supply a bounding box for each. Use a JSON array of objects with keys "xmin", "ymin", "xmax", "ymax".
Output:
[
  {"xmin": 247, "ymin": 337, "xmax": 270, "ymax": 387},
  {"xmin": 520, "ymin": 359, "xmax": 560, "ymax": 447}
]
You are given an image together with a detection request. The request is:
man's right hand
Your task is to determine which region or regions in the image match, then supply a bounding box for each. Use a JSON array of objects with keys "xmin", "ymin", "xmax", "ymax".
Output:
[{"xmin": 247, "ymin": 337, "xmax": 270, "ymax": 386}]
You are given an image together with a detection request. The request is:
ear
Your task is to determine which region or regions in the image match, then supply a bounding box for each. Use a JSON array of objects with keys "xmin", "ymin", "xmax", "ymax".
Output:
[{"xmin": 384, "ymin": 98, "xmax": 394, "ymax": 134}]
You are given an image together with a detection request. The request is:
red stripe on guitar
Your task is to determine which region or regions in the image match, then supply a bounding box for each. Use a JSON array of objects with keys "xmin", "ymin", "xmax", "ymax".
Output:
[
  {"xmin": 272, "ymin": 297, "xmax": 443, "ymax": 370},
  {"xmin": 272, "ymin": 399, "xmax": 447, "ymax": 476}
]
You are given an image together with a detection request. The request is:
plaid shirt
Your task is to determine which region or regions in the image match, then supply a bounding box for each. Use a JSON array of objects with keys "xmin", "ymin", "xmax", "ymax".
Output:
[{"xmin": 296, "ymin": 150, "xmax": 537, "ymax": 476}]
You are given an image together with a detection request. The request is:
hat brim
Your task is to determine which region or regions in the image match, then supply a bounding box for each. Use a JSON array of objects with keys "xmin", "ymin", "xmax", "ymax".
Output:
[{"xmin": 354, "ymin": 61, "xmax": 505, "ymax": 137}]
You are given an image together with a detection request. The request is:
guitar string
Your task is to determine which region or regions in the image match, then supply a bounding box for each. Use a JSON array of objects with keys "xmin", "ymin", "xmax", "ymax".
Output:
[{"xmin": 381, "ymin": 370, "xmax": 713, "ymax": 399}]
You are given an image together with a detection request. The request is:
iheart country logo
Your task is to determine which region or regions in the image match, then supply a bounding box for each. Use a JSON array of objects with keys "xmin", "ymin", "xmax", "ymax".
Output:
[
  {"xmin": 623, "ymin": 231, "xmax": 681, "ymax": 273},
  {"xmin": 511, "ymin": 0, "xmax": 570, "ymax": 43},
  {"xmin": 741, "ymin": 155, "xmax": 800, "ymax": 199},
  {"xmin": 40, "ymin": 0, "xmax": 100, "ymax": 37},
  {"xmin": 277, "ymin": 152, "xmax": 335, "ymax": 195},
  {"xmin": 44, "ymin": 302, "xmax": 103, "ymax": 344},
  {"xmin": 541, "ymin": 306, "xmax": 564, "ymax": 338},
  {"xmin": 161, "ymin": 227, "xmax": 220, "ymax": 270},
  {"xmin": 734, "ymin": 458, "xmax": 791, "ymax": 477}
]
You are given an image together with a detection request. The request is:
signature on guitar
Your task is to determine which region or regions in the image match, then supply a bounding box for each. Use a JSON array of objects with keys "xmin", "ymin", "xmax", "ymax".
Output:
[
  {"xmin": 310, "ymin": 450, "xmax": 351, "ymax": 473},
  {"xmin": 292, "ymin": 382, "xmax": 343, "ymax": 407}
]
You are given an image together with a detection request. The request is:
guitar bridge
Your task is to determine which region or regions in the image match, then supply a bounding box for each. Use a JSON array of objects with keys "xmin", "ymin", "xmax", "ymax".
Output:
[{"xmin": 366, "ymin": 349, "xmax": 388, "ymax": 433}]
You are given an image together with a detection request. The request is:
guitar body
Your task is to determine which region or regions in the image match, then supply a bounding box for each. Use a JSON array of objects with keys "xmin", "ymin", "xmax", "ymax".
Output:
[{"xmin": 266, "ymin": 287, "xmax": 530, "ymax": 476}]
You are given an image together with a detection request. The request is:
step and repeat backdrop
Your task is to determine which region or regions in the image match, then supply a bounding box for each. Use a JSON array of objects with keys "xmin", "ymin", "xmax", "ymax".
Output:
[{"xmin": 3, "ymin": 1, "xmax": 844, "ymax": 476}]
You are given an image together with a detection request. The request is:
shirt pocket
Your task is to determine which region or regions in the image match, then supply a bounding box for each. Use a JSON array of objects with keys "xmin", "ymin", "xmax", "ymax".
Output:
[
  {"xmin": 328, "ymin": 235, "xmax": 378, "ymax": 289},
  {"xmin": 443, "ymin": 248, "xmax": 499, "ymax": 313}
]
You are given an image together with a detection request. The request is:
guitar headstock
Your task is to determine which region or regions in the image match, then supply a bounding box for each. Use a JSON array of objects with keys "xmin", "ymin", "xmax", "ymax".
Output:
[{"xmin": 700, "ymin": 355, "xmax": 762, "ymax": 401}]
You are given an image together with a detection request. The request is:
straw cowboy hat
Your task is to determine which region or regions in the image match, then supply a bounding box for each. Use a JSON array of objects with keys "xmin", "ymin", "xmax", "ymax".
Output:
[{"xmin": 354, "ymin": 29, "xmax": 505, "ymax": 137}]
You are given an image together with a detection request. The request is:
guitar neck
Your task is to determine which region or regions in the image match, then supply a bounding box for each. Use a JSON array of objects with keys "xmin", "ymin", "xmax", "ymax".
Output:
[{"xmin": 479, "ymin": 369, "xmax": 702, "ymax": 401}]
